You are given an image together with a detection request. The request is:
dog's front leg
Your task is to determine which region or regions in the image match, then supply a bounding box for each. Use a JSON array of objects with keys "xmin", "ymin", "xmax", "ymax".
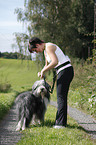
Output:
[
  {"xmin": 31, "ymin": 114, "xmax": 36, "ymax": 125},
  {"xmin": 22, "ymin": 117, "xmax": 26, "ymax": 130},
  {"xmin": 16, "ymin": 120, "xmax": 22, "ymax": 131}
]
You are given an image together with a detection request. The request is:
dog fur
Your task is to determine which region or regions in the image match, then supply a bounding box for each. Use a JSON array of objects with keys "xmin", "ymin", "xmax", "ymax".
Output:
[{"xmin": 15, "ymin": 79, "xmax": 50, "ymax": 131}]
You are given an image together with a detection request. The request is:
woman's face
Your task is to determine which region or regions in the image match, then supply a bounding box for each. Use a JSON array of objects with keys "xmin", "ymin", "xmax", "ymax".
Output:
[{"xmin": 29, "ymin": 43, "xmax": 44, "ymax": 53}]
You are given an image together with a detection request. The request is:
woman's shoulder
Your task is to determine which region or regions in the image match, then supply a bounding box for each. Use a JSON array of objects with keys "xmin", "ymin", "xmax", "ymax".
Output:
[
  {"xmin": 45, "ymin": 43, "xmax": 56, "ymax": 52},
  {"xmin": 46, "ymin": 42, "xmax": 56, "ymax": 47}
]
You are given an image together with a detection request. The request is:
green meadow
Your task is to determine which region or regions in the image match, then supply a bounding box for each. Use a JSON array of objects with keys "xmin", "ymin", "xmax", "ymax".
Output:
[
  {"xmin": 0, "ymin": 58, "xmax": 38, "ymax": 120},
  {"xmin": 0, "ymin": 58, "xmax": 96, "ymax": 145}
]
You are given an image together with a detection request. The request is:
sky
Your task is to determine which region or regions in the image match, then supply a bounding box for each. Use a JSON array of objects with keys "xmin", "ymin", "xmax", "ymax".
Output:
[{"xmin": 0, "ymin": 0, "xmax": 27, "ymax": 53}]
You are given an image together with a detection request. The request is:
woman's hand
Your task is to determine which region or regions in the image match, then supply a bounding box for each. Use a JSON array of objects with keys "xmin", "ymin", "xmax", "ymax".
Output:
[
  {"xmin": 38, "ymin": 70, "xmax": 44, "ymax": 78},
  {"xmin": 38, "ymin": 72, "xmax": 41, "ymax": 77}
]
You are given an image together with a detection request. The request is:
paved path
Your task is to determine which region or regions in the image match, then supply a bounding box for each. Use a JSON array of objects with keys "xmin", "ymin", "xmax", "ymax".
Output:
[
  {"xmin": 0, "ymin": 101, "xmax": 96, "ymax": 145},
  {"xmin": 0, "ymin": 104, "xmax": 21, "ymax": 145},
  {"xmin": 50, "ymin": 101, "xmax": 96, "ymax": 140}
]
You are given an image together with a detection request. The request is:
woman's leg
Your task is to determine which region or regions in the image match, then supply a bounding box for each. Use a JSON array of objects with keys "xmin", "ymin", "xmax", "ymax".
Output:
[{"xmin": 55, "ymin": 66, "xmax": 74, "ymax": 126}]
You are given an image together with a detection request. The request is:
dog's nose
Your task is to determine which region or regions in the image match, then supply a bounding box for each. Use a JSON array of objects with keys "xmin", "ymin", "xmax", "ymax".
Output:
[{"xmin": 41, "ymin": 88, "xmax": 44, "ymax": 92}]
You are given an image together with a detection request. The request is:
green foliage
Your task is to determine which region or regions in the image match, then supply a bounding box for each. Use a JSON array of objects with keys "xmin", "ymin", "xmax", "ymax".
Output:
[
  {"xmin": 69, "ymin": 58, "xmax": 96, "ymax": 118},
  {"xmin": 14, "ymin": 0, "xmax": 94, "ymax": 59},
  {"xmin": 0, "ymin": 64, "xmax": 12, "ymax": 93},
  {"xmin": 66, "ymin": 0, "xmax": 94, "ymax": 58},
  {"xmin": 0, "ymin": 83, "xmax": 11, "ymax": 93},
  {"xmin": 0, "ymin": 93, "xmax": 15, "ymax": 120},
  {"xmin": 0, "ymin": 51, "xmax": 31, "ymax": 60}
]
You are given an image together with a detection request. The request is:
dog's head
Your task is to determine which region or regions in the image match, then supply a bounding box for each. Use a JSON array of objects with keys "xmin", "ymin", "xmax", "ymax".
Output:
[{"xmin": 32, "ymin": 80, "xmax": 50, "ymax": 101}]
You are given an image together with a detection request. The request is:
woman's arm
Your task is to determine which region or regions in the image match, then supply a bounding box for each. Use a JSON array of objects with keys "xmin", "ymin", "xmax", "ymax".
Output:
[
  {"xmin": 44, "ymin": 50, "xmax": 48, "ymax": 67},
  {"xmin": 40, "ymin": 45, "xmax": 58, "ymax": 77}
]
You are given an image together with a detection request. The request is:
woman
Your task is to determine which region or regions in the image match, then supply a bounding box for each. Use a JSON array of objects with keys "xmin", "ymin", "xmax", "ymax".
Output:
[{"xmin": 28, "ymin": 37, "xmax": 74, "ymax": 128}]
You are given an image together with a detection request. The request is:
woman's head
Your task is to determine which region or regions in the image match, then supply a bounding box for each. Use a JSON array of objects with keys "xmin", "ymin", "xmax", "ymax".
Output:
[{"xmin": 28, "ymin": 37, "xmax": 44, "ymax": 53}]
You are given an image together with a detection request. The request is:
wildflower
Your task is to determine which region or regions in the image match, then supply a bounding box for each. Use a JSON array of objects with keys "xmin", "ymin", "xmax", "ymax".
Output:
[
  {"xmin": 90, "ymin": 104, "xmax": 92, "ymax": 108},
  {"xmin": 93, "ymin": 102, "xmax": 95, "ymax": 105},
  {"xmin": 91, "ymin": 94, "xmax": 95, "ymax": 98},
  {"xmin": 74, "ymin": 102, "xmax": 78, "ymax": 106},
  {"xmin": 88, "ymin": 98, "xmax": 92, "ymax": 102}
]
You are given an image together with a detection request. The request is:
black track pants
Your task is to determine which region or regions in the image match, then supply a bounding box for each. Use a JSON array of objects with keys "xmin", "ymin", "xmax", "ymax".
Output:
[{"xmin": 55, "ymin": 66, "xmax": 74, "ymax": 126}]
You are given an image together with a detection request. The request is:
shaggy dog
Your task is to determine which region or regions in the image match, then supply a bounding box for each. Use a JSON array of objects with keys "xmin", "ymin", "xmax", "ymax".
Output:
[{"xmin": 15, "ymin": 79, "xmax": 50, "ymax": 131}]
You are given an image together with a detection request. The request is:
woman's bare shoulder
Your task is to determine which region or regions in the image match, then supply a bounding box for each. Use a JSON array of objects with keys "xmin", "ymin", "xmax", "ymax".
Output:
[{"xmin": 46, "ymin": 43, "xmax": 56, "ymax": 52}]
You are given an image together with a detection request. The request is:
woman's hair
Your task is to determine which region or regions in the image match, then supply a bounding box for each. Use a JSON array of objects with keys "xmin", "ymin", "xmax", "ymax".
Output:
[{"xmin": 28, "ymin": 37, "xmax": 44, "ymax": 53}]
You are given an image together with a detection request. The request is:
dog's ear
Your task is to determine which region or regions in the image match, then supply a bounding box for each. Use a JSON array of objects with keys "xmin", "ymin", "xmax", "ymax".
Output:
[
  {"xmin": 32, "ymin": 81, "xmax": 39, "ymax": 92},
  {"xmin": 32, "ymin": 80, "xmax": 45, "ymax": 93}
]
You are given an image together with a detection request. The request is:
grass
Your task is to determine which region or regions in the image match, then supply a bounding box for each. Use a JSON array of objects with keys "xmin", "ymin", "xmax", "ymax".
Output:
[
  {"xmin": 0, "ymin": 58, "xmax": 96, "ymax": 144},
  {"xmin": 0, "ymin": 92, "xmax": 15, "ymax": 119},
  {"xmin": 0, "ymin": 58, "xmax": 39, "ymax": 119},
  {"xmin": 17, "ymin": 106, "xmax": 96, "ymax": 145},
  {"xmin": 0, "ymin": 59, "xmax": 38, "ymax": 91}
]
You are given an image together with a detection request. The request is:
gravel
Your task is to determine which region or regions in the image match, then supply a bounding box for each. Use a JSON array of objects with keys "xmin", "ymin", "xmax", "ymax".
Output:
[{"xmin": 0, "ymin": 104, "xmax": 21, "ymax": 145}]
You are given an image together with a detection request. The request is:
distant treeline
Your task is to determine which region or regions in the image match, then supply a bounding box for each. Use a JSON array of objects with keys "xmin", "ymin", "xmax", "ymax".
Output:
[{"xmin": 0, "ymin": 52, "xmax": 31, "ymax": 60}]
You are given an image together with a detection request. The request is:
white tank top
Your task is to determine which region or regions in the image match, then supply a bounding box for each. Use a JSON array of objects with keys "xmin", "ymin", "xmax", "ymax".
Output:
[{"xmin": 44, "ymin": 43, "xmax": 72, "ymax": 74}]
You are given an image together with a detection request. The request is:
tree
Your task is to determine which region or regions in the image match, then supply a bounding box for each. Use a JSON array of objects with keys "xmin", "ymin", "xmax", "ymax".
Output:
[
  {"xmin": 14, "ymin": 33, "xmax": 29, "ymax": 60},
  {"xmin": 15, "ymin": 0, "xmax": 72, "ymax": 52},
  {"xmin": 14, "ymin": 0, "xmax": 94, "ymax": 59},
  {"xmin": 69, "ymin": 0, "xmax": 94, "ymax": 59}
]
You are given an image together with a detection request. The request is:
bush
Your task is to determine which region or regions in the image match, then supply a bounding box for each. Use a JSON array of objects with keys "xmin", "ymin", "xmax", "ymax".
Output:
[
  {"xmin": 0, "ymin": 83, "xmax": 11, "ymax": 93},
  {"xmin": 0, "ymin": 92, "xmax": 15, "ymax": 120},
  {"xmin": 69, "ymin": 56, "xmax": 96, "ymax": 118}
]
